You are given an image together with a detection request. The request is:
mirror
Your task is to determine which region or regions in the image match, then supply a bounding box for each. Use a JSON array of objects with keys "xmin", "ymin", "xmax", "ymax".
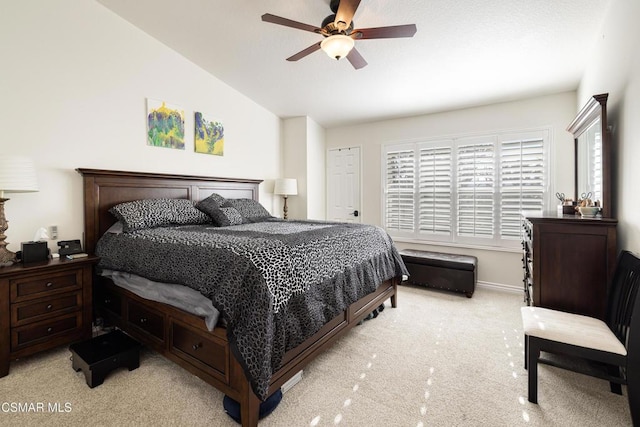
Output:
[{"xmin": 567, "ymin": 93, "xmax": 611, "ymax": 217}]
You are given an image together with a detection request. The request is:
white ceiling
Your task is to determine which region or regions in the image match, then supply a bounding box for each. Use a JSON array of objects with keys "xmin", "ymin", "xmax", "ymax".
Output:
[{"xmin": 97, "ymin": 0, "xmax": 611, "ymax": 128}]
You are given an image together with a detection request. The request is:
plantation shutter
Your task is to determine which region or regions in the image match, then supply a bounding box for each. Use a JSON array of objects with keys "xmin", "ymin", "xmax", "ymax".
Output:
[
  {"xmin": 418, "ymin": 145, "xmax": 452, "ymax": 236},
  {"xmin": 385, "ymin": 148, "xmax": 415, "ymax": 232},
  {"xmin": 457, "ymin": 142, "xmax": 495, "ymax": 238},
  {"xmin": 499, "ymin": 136, "xmax": 546, "ymax": 239}
]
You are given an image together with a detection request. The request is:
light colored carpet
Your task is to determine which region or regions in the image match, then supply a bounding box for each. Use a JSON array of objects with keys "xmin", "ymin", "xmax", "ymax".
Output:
[{"xmin": 0, "ymin": 285, "xmax": 632, "ymax": 426}]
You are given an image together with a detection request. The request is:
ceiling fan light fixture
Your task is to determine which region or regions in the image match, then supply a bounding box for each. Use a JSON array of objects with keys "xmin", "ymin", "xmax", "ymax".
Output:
[{"xmin": 320, "ymin": 34, "xmax": 354, "ymax": 60}]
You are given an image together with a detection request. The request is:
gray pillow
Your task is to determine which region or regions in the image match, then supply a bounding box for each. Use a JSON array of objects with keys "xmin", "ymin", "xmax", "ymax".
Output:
[
  {"xmin": 109, "ymin": 198, "xmax": 210, "ymax": 232},
  {"xmin": 227, "ymin": 198, "xmax": 273, "ymax": 222},
  {"xmin": 207, "ymin": 206, "xmax": 245, "ymax": 227},
  {"xmin": 195, "ymin": 193, "xmax": 227, "ymax": 216}
]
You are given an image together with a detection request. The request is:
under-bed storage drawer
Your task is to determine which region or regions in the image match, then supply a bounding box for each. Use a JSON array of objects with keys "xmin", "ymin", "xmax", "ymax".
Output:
[
  {"xmin": 97, "ymin": 285, "xmax": 122, "ymax": 317},
  {"xmin": 127, "ymin": 300, "xmax": 165, "ymax": 342},
  {"xmin": 170, "ymin": 321, "xmax": 228, "ymax": 382}
]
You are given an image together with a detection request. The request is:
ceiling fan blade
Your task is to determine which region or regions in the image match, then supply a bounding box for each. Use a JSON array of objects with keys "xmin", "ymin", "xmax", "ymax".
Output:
[
  {"xmin": 352, "ymin": 24, "xmax": 417, "ymax": 39},
  {"xmin": 286, "ymin": 42, "xmax": 322, "ymax": 62},
  {"xmin": 261, "ymin": 13, "xmax": 321, "ymax": 34},
  {"xmin": 335, "ymin": 0, "xmax": 361, "ymax": 31},
  {"xmin": 346, "ymin": 47, "xmax": 367, "ymax": 70}
]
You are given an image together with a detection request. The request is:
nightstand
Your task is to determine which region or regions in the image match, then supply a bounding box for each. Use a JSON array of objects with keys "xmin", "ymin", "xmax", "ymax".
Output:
[{"xmin": 0, "ymin": 255, "xmax": 99, "ymax": 377}]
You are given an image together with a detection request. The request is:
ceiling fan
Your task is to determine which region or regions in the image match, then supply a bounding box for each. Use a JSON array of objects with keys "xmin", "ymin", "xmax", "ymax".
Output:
[{"xmin": 262, "ymin": 0, "xmax": 417, "ymax": 70}]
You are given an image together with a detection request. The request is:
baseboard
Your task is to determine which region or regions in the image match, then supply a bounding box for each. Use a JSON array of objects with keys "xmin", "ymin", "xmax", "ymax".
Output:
[{"xmin": 477, "ymin": 280, "xmax": 522, "ymax": 294}]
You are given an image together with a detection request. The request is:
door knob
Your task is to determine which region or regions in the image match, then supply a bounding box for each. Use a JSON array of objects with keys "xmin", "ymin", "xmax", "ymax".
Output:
[{"xmin": 350, "ymin": 210, "xmax": 359, "ymax": 217}]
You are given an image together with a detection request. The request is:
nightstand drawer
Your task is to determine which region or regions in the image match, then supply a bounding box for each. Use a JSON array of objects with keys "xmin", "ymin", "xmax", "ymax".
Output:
[
  {"xmin": 12, "ymin": 291, "xmax": 82, "ymax": 327},
  {"xmin": 10, "ymin": 270, "xmax": 81, "ymax": 302},
  {"xmin": 12, "ymin": 312, "xmax": 82, "ymax": 350},
  {"xmin": 127, "ymin": 301, "xmax": 165, "ymax": 342}
]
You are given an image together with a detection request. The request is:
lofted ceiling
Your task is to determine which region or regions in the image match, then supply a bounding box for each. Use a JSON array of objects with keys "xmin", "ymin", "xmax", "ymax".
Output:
[{"xmin": 97, "ymin": 0, "xmax": 611, "ymax": 128}]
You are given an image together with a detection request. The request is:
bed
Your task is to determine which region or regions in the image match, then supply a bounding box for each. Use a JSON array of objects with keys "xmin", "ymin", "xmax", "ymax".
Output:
[{"xmin": 78, "ymin": 168, "xmax": 404, "ymax": 426}]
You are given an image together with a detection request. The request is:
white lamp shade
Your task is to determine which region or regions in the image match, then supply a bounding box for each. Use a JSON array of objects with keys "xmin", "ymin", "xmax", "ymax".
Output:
[
  {"xmin": 320, "ymin": 34, "xmax": 355, "ymax": 60},
  {"xmin": 274, "ymin": 178, "xmax": 298, "ymax": 196},
  {"xmin": 0, "ymin": 156, "xmax": 39, "ymax": 195}
]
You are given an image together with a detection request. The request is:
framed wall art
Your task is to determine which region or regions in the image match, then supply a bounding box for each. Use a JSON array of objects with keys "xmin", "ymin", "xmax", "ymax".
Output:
[
  {"xmin": 146, "ymin": 99, "xmax": 185, "ymax": 150},
  {"xmin": 194, "ymin": 111, "xmax": 224, "ymax": 156}
]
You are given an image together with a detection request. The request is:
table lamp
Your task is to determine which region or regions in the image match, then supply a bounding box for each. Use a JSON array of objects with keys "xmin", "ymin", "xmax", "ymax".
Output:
[
  {"xmin": 0, "ymin": 156, "xmax": 39, "ymax": 266},
  {"xmin": 274, "ymin": 178, "xmax": 298, "ymax": 220}
]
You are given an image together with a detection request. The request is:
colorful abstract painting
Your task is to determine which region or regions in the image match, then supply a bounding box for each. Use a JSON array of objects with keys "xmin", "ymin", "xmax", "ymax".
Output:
[
  {"xmin": 147, "ymin": 99, "xmax": 185, "ymax": 150},
  {"xmin": 194, "ymin": 112, "xmax": 224, "ymax": 156}
]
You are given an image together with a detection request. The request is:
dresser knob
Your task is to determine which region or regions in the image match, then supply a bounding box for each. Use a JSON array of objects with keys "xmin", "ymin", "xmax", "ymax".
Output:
[
  {"xmin": 192, "ymin": 343, "xmax": 202, "ymax": 351},
  {"xmin": 47, "ymin": 327, "xmax": 53, "ymax": 333},
  {"xmin": 104, "ymin": 299, "xmax": 111, "ymax": 304},
  {"xmin": 46, "ymin": 304, "xmax": 53, "ymax": 310},
  {"xmin": 139, "ymin": 318, "xmax": 147, "ymax": 324},
  {"xmin": 46, "ymin": 282, "xmax": 53, "ymax": 287}
]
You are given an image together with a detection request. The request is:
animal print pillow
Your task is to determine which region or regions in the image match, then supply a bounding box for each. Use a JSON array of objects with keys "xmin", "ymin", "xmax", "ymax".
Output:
[
  {"xmin": 227, "ymin": 198, "xmax": 273, "ymax": 222},
  {"xmin": 206, "ymin": 206, "xmax": 245, "ymax": 227},
  {"xmin": 196, "ymin": 194, "xmax": 245, "ymax": 226},
  {"xmin": 109, "ymin": 198, "xmax": 210, "ymax": 232}
]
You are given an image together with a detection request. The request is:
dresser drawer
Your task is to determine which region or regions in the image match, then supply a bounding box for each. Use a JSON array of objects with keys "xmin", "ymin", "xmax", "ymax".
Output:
[
  {"xmin": 170, "ymin": 321, "xmax": 227, "ymax": 381},
  {"xmin": 11, "ymin": 312, "xmax": 82, "ymax": 350},
  {"xmin": 12, "ymin": 291, "xmax": 82, "ymax": 327},
  {"xmin": 10, "ymin": 270, "xmax": 81, "ymax": 302},
  {"xmin": 127, "ymin": 301, "xmax": 165, "ymax": 342}
]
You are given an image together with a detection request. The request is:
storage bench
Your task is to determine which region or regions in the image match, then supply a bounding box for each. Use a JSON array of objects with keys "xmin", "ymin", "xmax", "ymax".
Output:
[{"xmin": 399, "ymin": 249, "xmax": 477, "ymax": 297}]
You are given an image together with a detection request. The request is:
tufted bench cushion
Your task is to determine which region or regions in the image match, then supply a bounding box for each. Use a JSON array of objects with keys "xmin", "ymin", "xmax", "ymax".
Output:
[{"xmin": 399, "ymin": 249, "xmax": 477, "ymax": 297}]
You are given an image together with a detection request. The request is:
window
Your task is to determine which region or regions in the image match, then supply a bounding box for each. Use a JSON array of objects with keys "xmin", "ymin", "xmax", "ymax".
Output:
[{"xmin": 383, "ymin": 130, "xmax": 549, "ymax": 249}]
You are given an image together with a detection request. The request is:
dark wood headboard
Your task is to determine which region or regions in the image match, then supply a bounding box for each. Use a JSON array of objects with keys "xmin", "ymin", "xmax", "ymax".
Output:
[{"xmin": 77, "ymin": 168, "xmax": 262, "ymax": 254}]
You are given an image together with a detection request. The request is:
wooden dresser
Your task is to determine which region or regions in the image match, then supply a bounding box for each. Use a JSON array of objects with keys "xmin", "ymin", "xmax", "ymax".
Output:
[
  {"xmin": 522, "ymin": 213, "xmax": 617, "ymax": 320},
  {"xmin": 0, "ymin": 256, "xmax": 99, "ymax": 377}
]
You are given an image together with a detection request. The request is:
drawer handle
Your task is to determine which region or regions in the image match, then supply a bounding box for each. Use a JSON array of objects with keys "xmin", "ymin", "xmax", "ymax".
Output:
[
  {"xmin": 46, "ymin": 304, "xmax": 53, "ymax": 310},
  {"xmin": 139, "ymin": 318, "xmax": 147, "ymax": 324},
  {"xmin": 104, "ymin": 299, "xmax": 111, "ymax": 304},
  {"xmin": 46, "ymin": 282, "xmax": 53, "ymax": 288},
  {"xmin": 192, "ymin": 343, "xmax": 202, "ymax": 351},
  {"xmin": 47, "ymin": 327, "xmax": 53, "ymax": 333}
]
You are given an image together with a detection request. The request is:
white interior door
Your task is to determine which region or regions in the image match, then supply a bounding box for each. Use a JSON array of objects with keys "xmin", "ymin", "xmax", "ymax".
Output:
[{"xmin": 327, "ymin": 147, "xmax": 361, "ymax": 223}]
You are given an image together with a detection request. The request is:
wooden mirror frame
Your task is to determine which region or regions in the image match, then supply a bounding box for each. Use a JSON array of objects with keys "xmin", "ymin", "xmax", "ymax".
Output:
[{"xmin": 567, "ymin": 93, "xmax": 611, "ymax": 217}]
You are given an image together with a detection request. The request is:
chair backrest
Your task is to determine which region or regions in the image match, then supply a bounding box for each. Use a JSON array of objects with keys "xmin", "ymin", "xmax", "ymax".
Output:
[{"xmin": 606, "ymin": 250, "xmax": 640, "ymax": 352}]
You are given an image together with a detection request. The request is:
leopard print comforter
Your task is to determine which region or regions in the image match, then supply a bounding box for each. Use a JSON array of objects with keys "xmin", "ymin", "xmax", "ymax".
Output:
[{"xmin": 96, "ymin": 219, "xmax": 407, "ymax": 400}]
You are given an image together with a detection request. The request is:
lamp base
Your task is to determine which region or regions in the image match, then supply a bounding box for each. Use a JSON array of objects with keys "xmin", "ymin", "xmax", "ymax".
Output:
[
  {"xmin": 0, "ymin": 247, "xmax": 16, "ymax": 267},
  {"xmin": 282, "ymin": 196, "xmax": 289, "ymax": 220},
  {"xmin": 0, "ymin": 197, "xmax": 16, "ymax": 267}
]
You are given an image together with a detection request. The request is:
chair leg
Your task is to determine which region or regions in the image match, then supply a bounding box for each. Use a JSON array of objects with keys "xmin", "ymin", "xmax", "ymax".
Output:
[
  {"xmin": 607, "ymin": 364, "xmax": 622, "ymax": 395},
  {"xmin": 630, "ymin": 382, "xmax": 639, "ymax": 427},
  {"xmin": 527, "ymin": 337, "xmax": 540, "ymax": 404},
  {"xmin": 524, "ymin": 334, "xmax": 529, "ymax": 370}
]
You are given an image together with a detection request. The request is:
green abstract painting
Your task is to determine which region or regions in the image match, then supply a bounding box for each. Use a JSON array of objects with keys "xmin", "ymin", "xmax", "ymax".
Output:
[
  {"xmin": 195, "ymin": 112, "xmax": 224, "ymax": 156},
  {"xmin": 147, "ymin": 99, "xmax": 185, "ymax": 150}
]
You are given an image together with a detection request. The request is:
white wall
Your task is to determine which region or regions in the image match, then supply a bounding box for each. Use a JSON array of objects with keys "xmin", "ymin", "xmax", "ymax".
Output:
[
  {"xmin": 282, "ymin": 116, "xmax": 326, "ymax": 220},
  {"xmin": 283, "ymin": 117, "xmax": 307, "ymax": 219},
  {"xmin": 0, "ymin": 0, "xmax": 282, "ymax": 253},
  {"xmin": 326, "ymin": 92, "xmax": 577, "ymax": 289},
  {"xmin": 305, "ymin": 118, "xmax": 326, "ymax": 220},
  {"xmin": 578, "ymin": 0, "xmax": 640, "ymax": 254}
]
